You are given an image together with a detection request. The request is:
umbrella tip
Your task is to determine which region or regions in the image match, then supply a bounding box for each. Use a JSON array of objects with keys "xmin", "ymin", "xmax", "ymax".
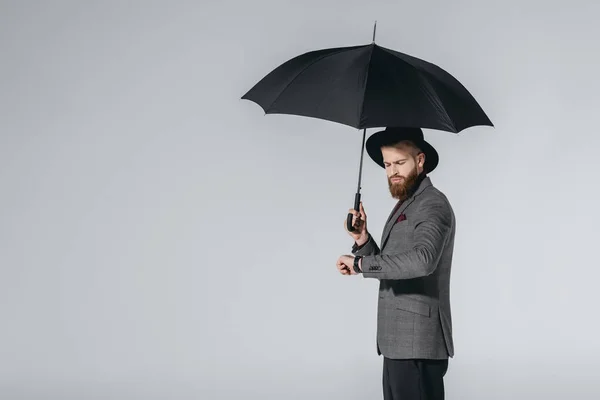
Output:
[{"xmin": 372, "ymin": 21, "xmax": 377, "ymax": 43}]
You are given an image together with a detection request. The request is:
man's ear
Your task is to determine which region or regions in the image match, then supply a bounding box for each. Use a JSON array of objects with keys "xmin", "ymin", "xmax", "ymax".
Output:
[{"xmin": 418, "ymin": 153, "xmax": 425, "ymax": 168}]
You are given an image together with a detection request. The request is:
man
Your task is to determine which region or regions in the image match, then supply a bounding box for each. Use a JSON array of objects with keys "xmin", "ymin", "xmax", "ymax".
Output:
[{"xmin": 336, "ymin": 127, "xmax": 456, "ymax": 400}]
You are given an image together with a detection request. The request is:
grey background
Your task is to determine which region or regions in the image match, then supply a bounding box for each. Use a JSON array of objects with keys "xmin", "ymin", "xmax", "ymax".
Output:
[{"xmin": 1, "ymin": 1, "xmax": 599, "ymax": 399}]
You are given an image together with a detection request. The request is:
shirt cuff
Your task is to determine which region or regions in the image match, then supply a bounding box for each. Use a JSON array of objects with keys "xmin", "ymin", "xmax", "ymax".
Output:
[{"xmin": 351, "ymin": 233, "xmax": 371, "ymax": 252}]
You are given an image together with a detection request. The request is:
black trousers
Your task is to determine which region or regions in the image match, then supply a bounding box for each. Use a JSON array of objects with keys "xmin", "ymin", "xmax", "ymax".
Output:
[{"xmin": 382, "ymin": 357, "xmax": 449, "ymax": 400}]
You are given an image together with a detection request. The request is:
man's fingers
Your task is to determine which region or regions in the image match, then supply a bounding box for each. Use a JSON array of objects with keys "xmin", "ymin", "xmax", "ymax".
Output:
[
  {"xmin": 337, "ymin": 264, "xmax": 349, "ymax": 275},
  {"xmin": 345, "ymin": 209, "xmax": 362, "ymax": 231},
  {"xmin": 336, "ymin": 256, "xmax": 354, "ymax": 275}
]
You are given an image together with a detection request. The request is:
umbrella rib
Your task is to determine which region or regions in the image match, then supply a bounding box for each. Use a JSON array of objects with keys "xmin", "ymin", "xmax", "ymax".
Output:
[
  {"xmin": 357, "ymin": 45, "xmax": 375, "ymax": 129},
  {"xmin": 416, "ymin": 72, "xmax": 456, "ymax": 132},
  {"xmin": 418, "ymin": 68, "xmax": 493, "ymax": 130},
  {"xmin": 379, "ymin": 47, "xmax": 457, "ymax": 132},
  {"xmin": 413, "ymin": 66, "xmax": 492, "ymax": 131},
  {"xmin": 264, "ymin": 48, "xmax": 357, "ymax": 113}
]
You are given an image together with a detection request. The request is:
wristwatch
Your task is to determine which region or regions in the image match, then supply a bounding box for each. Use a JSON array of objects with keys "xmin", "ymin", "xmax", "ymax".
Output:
[{"xmin": 353, "ymin": 256, "xmax": 362, "ymax": 274}]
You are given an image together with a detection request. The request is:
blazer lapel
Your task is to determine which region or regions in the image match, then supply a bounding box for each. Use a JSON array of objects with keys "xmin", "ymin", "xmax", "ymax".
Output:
[{"xmin": 380, "ymin": 176, "xmax": 432, "ymax": 249}]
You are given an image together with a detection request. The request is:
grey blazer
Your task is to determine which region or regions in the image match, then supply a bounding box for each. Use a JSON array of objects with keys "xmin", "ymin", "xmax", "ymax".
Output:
[{"xmin": 353, "ymin": 176, "xmax": 456, "ymax": 360}]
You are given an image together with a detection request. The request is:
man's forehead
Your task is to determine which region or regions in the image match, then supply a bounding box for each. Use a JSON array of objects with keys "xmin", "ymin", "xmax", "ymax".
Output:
[{"xmin": 382, "ymin": 147, "xmax": 410, "ymax": 161}]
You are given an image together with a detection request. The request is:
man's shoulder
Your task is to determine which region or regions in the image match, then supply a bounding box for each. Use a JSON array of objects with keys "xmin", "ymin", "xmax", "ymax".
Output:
[
  {"xmin": 414, "ymin": 183, "xmax": 454, "ymax": 215},
  {"xmin": 419, "ymin": 183, "xmax": 451, "ymax": 204}
]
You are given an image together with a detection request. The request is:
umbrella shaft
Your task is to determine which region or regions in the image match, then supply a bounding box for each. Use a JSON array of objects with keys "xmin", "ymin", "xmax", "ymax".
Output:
[{"xmin": 356, "ymin": 128, "xmax": 366, "ymax": 193}]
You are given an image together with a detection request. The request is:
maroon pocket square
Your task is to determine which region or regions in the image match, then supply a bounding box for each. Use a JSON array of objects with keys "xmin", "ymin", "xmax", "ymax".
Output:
[{"xmin": 396, "ymin": 213, "xmax": 407, "ymax": 222}]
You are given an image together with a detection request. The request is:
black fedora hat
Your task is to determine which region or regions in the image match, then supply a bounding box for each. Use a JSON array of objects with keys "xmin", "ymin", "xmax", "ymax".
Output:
[{"xmin": 365, "ymin": 127, "xmax": 439, "ymax": 173}]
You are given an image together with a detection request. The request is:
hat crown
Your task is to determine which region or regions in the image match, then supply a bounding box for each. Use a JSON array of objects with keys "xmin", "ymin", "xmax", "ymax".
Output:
[{"xmin": 380, "ymin": 127, "xmax": 424, "ymax": 144}]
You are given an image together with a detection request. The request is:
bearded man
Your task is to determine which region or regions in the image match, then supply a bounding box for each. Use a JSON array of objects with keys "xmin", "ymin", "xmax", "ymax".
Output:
[{"xmin": 336, "ymin": 127, "xmax": 456, "ymax": 400}]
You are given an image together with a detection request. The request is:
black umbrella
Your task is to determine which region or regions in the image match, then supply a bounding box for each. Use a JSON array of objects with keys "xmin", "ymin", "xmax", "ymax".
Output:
[{"xmin": 242, "ymin": 23, "xmax": 493, "ymax": 231}]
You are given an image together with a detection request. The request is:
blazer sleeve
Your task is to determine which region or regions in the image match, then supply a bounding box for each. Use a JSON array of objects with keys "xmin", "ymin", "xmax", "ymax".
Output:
[
  {"xmin": 360, "ymin": 195, "xmax": 452, "ymax": 280},
  {"xmin": 351, "ymin": 233, "xmax": 381, "ymax": 256}
]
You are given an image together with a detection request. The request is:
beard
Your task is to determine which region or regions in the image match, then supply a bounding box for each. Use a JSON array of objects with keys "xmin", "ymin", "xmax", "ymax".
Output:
[{"xmin": 388, "ymin": 166, "xmax": 421, "ymax": 200}]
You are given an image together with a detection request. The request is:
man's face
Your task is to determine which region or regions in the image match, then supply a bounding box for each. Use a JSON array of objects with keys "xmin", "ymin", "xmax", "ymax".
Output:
[{"xmin": 381, "ymin": 145, "xmax": 425, "ymax": 200}]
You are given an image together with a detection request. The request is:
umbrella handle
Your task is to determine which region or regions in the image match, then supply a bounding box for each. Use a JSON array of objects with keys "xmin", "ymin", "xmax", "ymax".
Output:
[{"xmin": 346, "ymin": 193, "xmax": 361, "ymax": 232}]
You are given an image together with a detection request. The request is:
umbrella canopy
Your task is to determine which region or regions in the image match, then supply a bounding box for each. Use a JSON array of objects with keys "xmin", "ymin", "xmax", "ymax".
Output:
[{"xmin": 242, "ymin": 43, "xmax": 493, "ymax": 132}]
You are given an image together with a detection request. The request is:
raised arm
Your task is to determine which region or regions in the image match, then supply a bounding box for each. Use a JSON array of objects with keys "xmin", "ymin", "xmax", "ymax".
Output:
[{"xmin": 360, "ymin": 195, "xmax": 453, "ymax": 280}]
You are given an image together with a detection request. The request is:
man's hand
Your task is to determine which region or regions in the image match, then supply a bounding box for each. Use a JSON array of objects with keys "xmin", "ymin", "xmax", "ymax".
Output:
[
  {"xmin": 336, "ymin": 255, "xmax": 361, "ymax": 275},
  {"xmin": 345, "ymin": 202, "xmax": 369, "ymax": 246}
]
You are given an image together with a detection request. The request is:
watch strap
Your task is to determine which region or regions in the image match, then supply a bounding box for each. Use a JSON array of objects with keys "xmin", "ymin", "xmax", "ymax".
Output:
[{"xmin": 353, "ymin": 256, "xmax": 362, "ymax": 273}]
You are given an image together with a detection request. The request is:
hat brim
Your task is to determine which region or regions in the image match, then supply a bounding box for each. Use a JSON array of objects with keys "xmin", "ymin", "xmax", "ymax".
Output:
[{"xmin": 365, "ymin": 129, "xmax": 439, "ymax": 173}]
